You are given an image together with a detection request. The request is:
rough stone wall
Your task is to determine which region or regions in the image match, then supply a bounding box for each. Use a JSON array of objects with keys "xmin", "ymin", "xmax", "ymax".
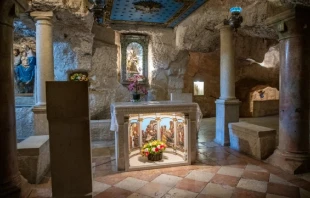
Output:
[
  {"xmin": 183, "ymin": 51, "xmax": 220, "ymax": 117},
  {"xmin": 182, "ymin": 38, "xmax": 279, "ymax": 118},
  {"xmin": 112, "ymin": 25, "xmax": 188, "ymax": 102},
  {"xmin": 89, "ymin": 26, "xmax": 130, "ymax": 119}
]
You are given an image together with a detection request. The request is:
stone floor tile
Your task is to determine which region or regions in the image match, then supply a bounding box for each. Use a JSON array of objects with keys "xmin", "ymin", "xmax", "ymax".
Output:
[
  {"xmin": 136, "ymin": 182, "xmax": 172, "ymax": 198},
  {"xmin": 162, "ymin": 169, "xmax": 191, "ymax": 178},
  {"xmin": 94, "ymin": 186, "xmax": 132, "ymax": 198},
  {"xmin": 175, "ymin": 178, "xmax": 208, "ymax": 193},
  {"xmin": 242, "ymin": 170, "xmax": 270, "ymax": 182},
  {"xmin": 266, "ymin": 193, "xmax": 289, "ymax": 198},
  {"xmin": 196, "ymin": 194, "xmax": 220, "ymax": 198},
  {"xmin": 130, "ymin": 169, "xmax": 162, "ymax": 182},
  {"xmin": 162, "ymin": 188, "xmax": 198, "ymax": 198},
  {"xmin": 217, "ymin": 166, "xmax": 244, "ymax": 177},
  {"xmin": 198, "ymin": 165, "xmax": 221, "ymax": 173},
  {"xmin": 95, "ymin": 174, "xmax": 128, "ymax": 185},
  {"xmin": 151, "ymin": 174, "xmax": 183, "ymax": 187},
  {"xmin": 185, "ymin": 170, "xmax": 215, "ymax": 182},
  {"xmin": 269, "ymin": 174, "xmax": 295, "ymax": 186},
  {"xmin": 200, "ymin": 182, "xmax": 234, "ymax": 198},
  {"xmin": 227, "ymin": 163, "xmax": 248, "ymax": 169},
  {"xmin": 300, "ymin": 188, "xmax": 310, "ymax": 198},
  {"xmin": 267, "ymin": 182, "xmax": 300, "ymax": 198},
  {"xmin": 114, "ymin": 177, "xmax": 148, "ymax": 192},
  {"xmin": 210, "ymin": 174, "xmax": 240, "ymax": 187},
  {"xmin": 245, "ymin": 164, "xmax": 268, "ymax": 172},
  {"xmin": 207, "ymin": 151, "xmax": 231, "ymax": 160},
  {"xmin": 232, "ymin": 188, "xmax": 266, "ymax": 198},
  {"xmin": 28, "ymin": 188, "xmax": 52, "ymax": 198},
  {"xmin": 92, "ymin": 181, "xmax": 111, "ymax": 196},
  {"xmin": 127, "ymin": 192, "xmax": 152, "ymax": 198},
  {"xmin": 237, "ymin": 178, "xmax": 268, "ymax": 193}
]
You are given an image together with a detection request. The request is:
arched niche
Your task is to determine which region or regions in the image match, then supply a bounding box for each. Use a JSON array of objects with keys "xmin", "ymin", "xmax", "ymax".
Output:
[{"xmin": 120, "ymin": 34, "xmax": 149, "ymax": 84}]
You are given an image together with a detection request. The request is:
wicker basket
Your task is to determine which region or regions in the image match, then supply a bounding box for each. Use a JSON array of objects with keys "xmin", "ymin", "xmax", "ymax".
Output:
[{"xmin": 147, "ymin": 153, "xmax": 163, "ymax": 161}]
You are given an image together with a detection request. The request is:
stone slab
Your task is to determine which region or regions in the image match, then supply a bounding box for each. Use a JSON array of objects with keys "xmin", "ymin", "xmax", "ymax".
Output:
[
  {"xmin": 229, "ymin": 122, "xmax": 276, "ymax": 160},
  {"xmin": 46, "ymin": 81, "xmax": 92, "ymax": 197},
  {"xmin": 17, "ymin": 135, "xmax": 50, "ymax": 184}
]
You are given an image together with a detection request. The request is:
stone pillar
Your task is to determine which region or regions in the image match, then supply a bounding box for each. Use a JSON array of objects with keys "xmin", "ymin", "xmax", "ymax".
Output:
[
  {"xmin": 215, "ymin": 25, "xmax": 240, "ymax": 146},
  {"xmin": 173, "ymin": 118, "xmax": 177, "ymax": 146},
  {"xmin": 0, "ymin": 0, "xmax": 31, "ymax": 197},
  {"xmin": 266, "ymin": 7, "xmax": 310, "ymax": 174},
  {"xmin": 184, "ymin": 119, "xmax": 188, "ymax": 160},
  {"xmin": 138, "ymin": 118, "xmax": 143, "ymax": 147},
  {"xmin": 30, "ymin": 11, "xmax": 54, "ymax": 135}
]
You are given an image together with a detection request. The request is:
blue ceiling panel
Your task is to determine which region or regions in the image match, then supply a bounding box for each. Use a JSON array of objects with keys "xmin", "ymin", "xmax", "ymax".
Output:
[
  {"xmin": 168, "ymin": 0, "xmax": 206, "ymax": 27},
  {"xmin": 106, "ymin": 0, "xmax": 208, "ymax": 28}
]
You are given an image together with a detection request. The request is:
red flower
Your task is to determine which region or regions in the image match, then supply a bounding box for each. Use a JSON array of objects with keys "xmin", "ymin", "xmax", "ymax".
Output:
[
  {"xmin": 145, "ymin": 152, "xmax": 149, "ymax": 156},
  {"xmin": 155, "ymin": 148, "xmax": 159, "ymax": 152}
]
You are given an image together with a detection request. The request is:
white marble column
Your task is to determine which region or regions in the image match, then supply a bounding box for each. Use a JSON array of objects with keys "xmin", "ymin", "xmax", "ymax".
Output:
[
  {"xmin": 156, "ymin": 117, "xmax": 161, "ymax": 141},
  {"xmin": 184, "ymin": 120, "xmax": 188, "ymax": 160},
  {"xmin": 30, "ymin": 11, "xmax": 54, "ymax": 135},
  {"xmin": 138, "ymin": 118, "xmax": 143, "ymax": 147},
  {"xmin": 173, "ymin": 118, "xmax": 177, "ymax": 146},
  {"xmin": 215, "ymin": 25, "xmax": 240, "ymax": 146}
]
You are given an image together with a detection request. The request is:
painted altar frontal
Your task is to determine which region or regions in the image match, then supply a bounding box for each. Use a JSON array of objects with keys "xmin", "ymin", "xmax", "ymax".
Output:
[{"xmin": 110, "ymin": 101, "xmax": 202, "ymax": 171}]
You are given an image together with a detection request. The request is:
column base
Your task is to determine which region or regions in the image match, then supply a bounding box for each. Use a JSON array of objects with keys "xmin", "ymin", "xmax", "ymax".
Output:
[
  {"xmin": 32, "ymin": 105, "xmax": 49, "ymax": 135},
  {"xmin": 214, "ymin": 99, "xmax": 240, "ymax": 146},
  {"xmin": 0, "ymin": 174, "xmax": 31, "ymax": 198},
  {"xmin": 266, "ymin": 149, "xmax": 310, "ymax": 174}
]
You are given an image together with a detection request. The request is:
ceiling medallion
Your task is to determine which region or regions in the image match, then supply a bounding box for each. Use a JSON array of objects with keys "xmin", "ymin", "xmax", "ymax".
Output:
[{"xmin": 133, "ymin": 0, "xmax": 163, "ymax": 14}]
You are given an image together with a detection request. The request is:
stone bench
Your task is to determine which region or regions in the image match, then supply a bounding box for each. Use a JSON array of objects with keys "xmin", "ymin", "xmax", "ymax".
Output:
[
  {"xmin": 17, "ymin": 135, "xmax": 50, "ymax": 184},
  {"xmin": 228, "ymin": 122, "xmax": 276, "ymax": 160}
]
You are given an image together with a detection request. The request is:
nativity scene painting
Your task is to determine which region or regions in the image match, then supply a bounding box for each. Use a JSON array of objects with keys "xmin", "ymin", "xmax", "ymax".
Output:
[
  {"xmin": 13, "ymin": 45, "xmax": 36, "ymax": 94},
  {"xmin": 160, "ymin": 118, "xmax": 175, "ymax": 147},
  {"xmin": 129, "ymin": 120, "xmax": 139, "ymax": 151},
  {"xmin": 141, "ymin": 118, "xmax": 157, "ymax": 144},
  {"xmin": 128, "ymin": 114, "xmax": 186, "ymax": 152}
]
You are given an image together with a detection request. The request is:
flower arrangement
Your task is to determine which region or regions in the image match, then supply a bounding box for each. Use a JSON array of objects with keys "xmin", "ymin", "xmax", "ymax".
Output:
[
  {"xmin": 70, "ymin": 73, "xmax": 88, "ymax": 81},
  {"xmin": 141, "ymin": 140, "xmax": 166, "ymax": 157},
  {"xmin": 127, "ymin": 74, "xmax": 148, "ymax": 95}
]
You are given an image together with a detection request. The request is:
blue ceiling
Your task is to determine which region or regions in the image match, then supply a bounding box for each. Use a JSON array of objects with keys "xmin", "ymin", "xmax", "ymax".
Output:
[{"xmin": 105, "ymin": 0, "xmax": 207, "ymax": 28}]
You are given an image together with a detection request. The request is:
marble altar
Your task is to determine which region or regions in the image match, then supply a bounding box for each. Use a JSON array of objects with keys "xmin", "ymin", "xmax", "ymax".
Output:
[{"xmin": 110, "ymin": 101, "xmax": 201, "ymax": 171}]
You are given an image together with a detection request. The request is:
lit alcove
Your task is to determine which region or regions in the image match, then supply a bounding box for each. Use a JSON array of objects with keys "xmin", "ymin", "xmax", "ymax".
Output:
[
  {"xmin": 194, "ymin": 81, "xmax": 204, "ymax": 96},
  {"xmin": 127, "ymin": 112, "xmax": 189, "ymax": 170}
]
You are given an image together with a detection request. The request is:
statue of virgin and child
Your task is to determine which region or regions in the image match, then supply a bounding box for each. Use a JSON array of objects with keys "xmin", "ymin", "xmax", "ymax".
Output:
[{"xmin": 13, "ymin": 45, "xmax": 36, "ymax": 93}]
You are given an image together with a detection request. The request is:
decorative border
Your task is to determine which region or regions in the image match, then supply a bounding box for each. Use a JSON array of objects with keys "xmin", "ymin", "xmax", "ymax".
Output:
[{"xmin": 120, "ymin": 34, "xmax": 149, "ymax": 85}]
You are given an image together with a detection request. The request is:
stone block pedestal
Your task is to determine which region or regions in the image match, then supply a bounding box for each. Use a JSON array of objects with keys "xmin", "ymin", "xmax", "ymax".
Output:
[
  {"xmin": 33, "ymin": 106, "xmax": 49, "ymax": 135},
  {"xmin": 215, "ymin": 99, "xmax": 240, "ymax": 146},
  {"xmin": 229, "ymin": 122, "xmax": 276, "ymax": 159},
  {"xmin": 17, "ymin": 135, "xmax": 50, "ymax": 184}
]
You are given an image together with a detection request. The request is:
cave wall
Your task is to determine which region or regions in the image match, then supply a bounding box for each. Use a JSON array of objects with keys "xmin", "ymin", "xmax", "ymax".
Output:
[{"xmin": 183, "ymin": 36, "xmax": 279, "ymax": 118}]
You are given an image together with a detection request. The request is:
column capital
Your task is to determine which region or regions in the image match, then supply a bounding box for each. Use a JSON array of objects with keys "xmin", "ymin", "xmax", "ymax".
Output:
[
  {"xmin": 30, "ymin": 11, "xmax": 53, "ymax": 21},
  {"xmin": 265, "ymin": 6, "xmax": 310, "ymax": 40},
  {"xmin": 0, "ymin": 0, "xmax": 29, "ymax": 26},
  {"xmin": 215, "ymin": 24, "xmax": 232, "ymax": 31}
]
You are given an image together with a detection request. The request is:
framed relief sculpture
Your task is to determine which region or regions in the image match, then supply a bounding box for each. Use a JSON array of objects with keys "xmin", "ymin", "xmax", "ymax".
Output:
[{"xmin": 121, "ymin": 34, "xmax": 149, "ymax": 84}]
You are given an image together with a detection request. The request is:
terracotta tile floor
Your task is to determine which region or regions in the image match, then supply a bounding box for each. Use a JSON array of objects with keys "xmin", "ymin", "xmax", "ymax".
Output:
[{"xmin": 28, "ymin": 116, "xmax": 310, "ymax": 198}]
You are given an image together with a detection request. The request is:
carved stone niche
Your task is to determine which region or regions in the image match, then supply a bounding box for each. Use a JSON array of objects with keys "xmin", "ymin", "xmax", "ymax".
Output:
[{"xmin": 120, "ymin": 34, "xmax": 149, "ymax": 85}]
